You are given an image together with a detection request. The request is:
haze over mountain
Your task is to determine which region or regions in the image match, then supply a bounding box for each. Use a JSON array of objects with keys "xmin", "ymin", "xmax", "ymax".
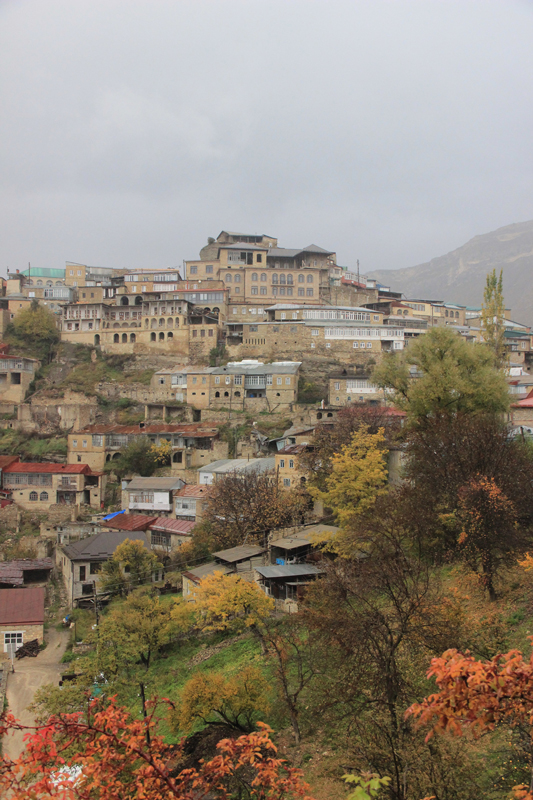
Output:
[{"xmin": 369, "ymin": 220, "xmax": 533, "ymax": 325}]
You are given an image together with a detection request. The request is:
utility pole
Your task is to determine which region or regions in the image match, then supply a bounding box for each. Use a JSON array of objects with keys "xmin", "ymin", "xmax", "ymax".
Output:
[
  {"xmin": 93, "ymin": 581, "xmax": 100, "ymax": 625},
  {"xmin": 357, "ymin": 259, "xmax": 360, "ymax": 285}
]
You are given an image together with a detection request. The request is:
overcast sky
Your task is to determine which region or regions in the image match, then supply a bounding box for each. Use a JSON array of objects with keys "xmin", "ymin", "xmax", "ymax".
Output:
[{"xmin": 1, "ymin": 0, "xmax": 533, "ymax": 277}]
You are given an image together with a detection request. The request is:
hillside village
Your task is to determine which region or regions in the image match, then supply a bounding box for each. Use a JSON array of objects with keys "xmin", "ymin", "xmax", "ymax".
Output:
[{"xmin": 3, "ymin": 230, "xmax": 533, "ymax": 799}]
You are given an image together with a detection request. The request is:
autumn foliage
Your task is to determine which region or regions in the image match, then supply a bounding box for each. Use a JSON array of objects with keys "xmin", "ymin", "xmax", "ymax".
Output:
[{"xmin": 0, "ymin": 697, "xmax": 315, "ymax": 800}]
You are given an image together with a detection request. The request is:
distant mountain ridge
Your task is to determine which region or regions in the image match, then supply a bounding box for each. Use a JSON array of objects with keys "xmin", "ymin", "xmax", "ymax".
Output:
[{"xmin": 369, "ymin": 220, "xmax": 533, "ymax": 325}]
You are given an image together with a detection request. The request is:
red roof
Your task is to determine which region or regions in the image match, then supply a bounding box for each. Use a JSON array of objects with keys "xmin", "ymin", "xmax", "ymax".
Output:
[
  {"xmin": 3, "ymin": 462, "xmax": 92, "ymax": 474},
  {"xmin": 512, "ymin": 389, "xmax": 533, "ymax": 408},
  {"xmin": 150, "ymin": 518, "xmax": 195, "ymax": 535},
  {"xmin": 0, "ymin": 587, "xmax": 45, "ymax": 625},
  {"xmin": 0, "ymin": 456, "xmax": 19, "ymax": 469},
  {"xmin": 103, "ymin": 514, "xmax": 158, "ymax": 531},
  {"xmin": 175, "ymin": 485, "xmax": 212, "ymax": 498},
  {"xmin": 74, "ymin": 423, "xmax": 219, "ymax": 436}
]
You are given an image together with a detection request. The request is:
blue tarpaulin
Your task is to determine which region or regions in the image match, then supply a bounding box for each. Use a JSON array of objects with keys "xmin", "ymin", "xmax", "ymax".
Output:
[{"xmin": 102, "ymin": 510, "xmax": 125, "ymax": 521}]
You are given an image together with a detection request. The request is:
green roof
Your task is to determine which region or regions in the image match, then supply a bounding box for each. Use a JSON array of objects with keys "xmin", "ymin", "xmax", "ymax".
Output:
[{"xmin": 20, "ymin": 268, "xmax": 65, "ymax": 278}]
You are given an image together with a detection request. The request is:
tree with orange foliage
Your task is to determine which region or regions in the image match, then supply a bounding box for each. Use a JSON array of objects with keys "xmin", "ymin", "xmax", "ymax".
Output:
[
  {"xmin": 0, "ymin": 696, "xmax": 315, "ymax": 800},
  {"xmin": 457, "ymin": 475, "xmax": 518, "ymax": 601},
  {"xmin": 407, "ymin": 641, "xmax": 533, "ymax": 799}
]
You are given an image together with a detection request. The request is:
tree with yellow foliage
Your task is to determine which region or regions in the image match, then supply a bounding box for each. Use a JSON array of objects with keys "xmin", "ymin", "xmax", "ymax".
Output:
[
  {"xmin": 174, "ymin": 665, "xmax": 271, "ymax": 734},
  {"xmin": 195, "ymin": 572, "xmax": 274, "ymax": 635},
  {"xmin": 100, "ymin": 538, "xmax": 161, "ymax": 595},
  {"xmin": 308, "ymin": 425, "xmax": 389, "ymax": 529}
]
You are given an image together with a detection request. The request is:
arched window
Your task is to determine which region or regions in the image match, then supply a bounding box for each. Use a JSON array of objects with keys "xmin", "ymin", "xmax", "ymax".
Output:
[
  {"xmin": 225, "ymin": 274, "xmax": 232, "ymax": 282},
  {"xmin": 36, "ymin": 280, "xmax": 43, "ymax": 286},
  {"xmin": 151, "ymin": 318, "xmax": 157, "ymax": 328},
  {"xmin": 212, "ymin": 307, "xmax": 220, "ymax": 314},
  {"xmin": 151, "ymin": 332, "xmax": 156, "ymax": 341},
  {"xmin": 173, "ymin": 452, "xmax": 183, "ymax": 463},
  {"xmin": 272, "ymin": 274, "xmax": 278, "ymax": 284},
  {"xmin": 135, "ymin": 295, "xmax": 142, "ymax": 305},
  {"xmin": 261, "ymin": 273, "xmax": 267, "ymax": 282},
  {"xmin": 159, "ymin": 332, "xmax": 165, "ymax": 340},
  {"xmin": 159, "ymin": 318, "xmax": 165, "ymax": 327},
  {"xmin": 113, "ymin": 334, "xmax": 119, "ymax": 343},
  {"xmin": 29, "ymin": 491, "xmax": 38, "ymax": 501},
  {"xmin": 234, "ymin": 391, "xmax": 241, "ymax": 397},
  {"xmin": 120, "ymin": 296, "xmax": 129, "ymax": 306},
  {"xmin": 40, "ymin": 492, "xmax": 48, "ymax": 502},
  {"xmin": 307, "ymin": 274, "xmax": 313, "ymax": 283},
  {"xmin": 122, "ymin": 334, "xmax": 127, "ymax": 343},
  {"xmin": 46, "ymin": 280, "xmax": 53, "ymax": 286},
  {"xmin": 224, "ymin": 391, "xmax": 229, "ymax": 397},
  {"xmin": 130, "ymin": 333, "xmax": 136, "ymax": 343},
  {"xmin": 252, "ymin": 273, "xmax": 258, "ymax": 281},
  {"xmin": 317, "ymin": 412, "xmax": 323, "ymax": 420},
  {"xmin": 167, "ymin": 318, "xmax": 173, "ymax": 328},
  {"xmin": 167, "ymin": 331, "xmax": 173, "ymax": 339},
  {"xmin": 94, "ymin": 334, "xmax": 100, "ymax": 346},
  {"xmin": 175, "ymin": 318, "xmax": 180, "ymax": 326},
  {"xmin": 298, "ymin": 274, "xmax": 305, "ymax": 283},
  {"xmin": 215, "ymin": 391, "xmax": 220, "ymax": 398},
  {"xmin": 234, "ymin": 274, "xmax": 241, "ymax": 283},
  {"xmin": 279, "ymin": 274, "xmax": 286, "ymax": 285}
]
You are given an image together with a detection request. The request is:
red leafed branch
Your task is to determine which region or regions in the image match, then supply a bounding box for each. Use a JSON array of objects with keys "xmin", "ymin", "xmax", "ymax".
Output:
[{"xmin": 0, "ymin": 697, "xmax": 315, "ymax": 800}]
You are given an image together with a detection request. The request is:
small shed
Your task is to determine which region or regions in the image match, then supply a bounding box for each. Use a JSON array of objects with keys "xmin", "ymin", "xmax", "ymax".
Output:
[
  {"xmin": 213, "ymin": 544, "xmax": 266, "ymax": 574},
  {"xmin": 254, "ymin": 563, "xmax": 324, "ymax": 610},
  {"xmin": 0, "ymin": 558, "xmax": 54, "ymax": 588},
  {"xmin": 0, "ymin": 587, "xmax": 45, "ymax": 658},
  {"xmin": 182, "ymin": 562, "xmax": 231, "ymax": 601}
]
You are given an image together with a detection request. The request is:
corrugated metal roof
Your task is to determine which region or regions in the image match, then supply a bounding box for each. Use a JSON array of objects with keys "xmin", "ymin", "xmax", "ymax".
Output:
[
  {"xmin": 149, "ymin": 518, "xmax": 195, "ymax": 534},
  {"xmin": 213, "ymin": 545, "xmax": 265, "ymax": 563},
  {"xmin": 211, "ymin": 362, "xmax": 300, "ymax": 376},
  {"xmin": 198, "ymin": 457, "xmax": 275, "ymax": 475},
  {"xmin": 176, "ymin": 485, "xmax": 212, "ymax": 498},
  {"xmin": 255, "ymin": 564, "xmax": 324, "ymax": 579},
  {"xmin": 126, "ymin": 477, "xmax": 184, "ymax": 491},
  {"xmin": 103, "ymin": 515, "xmax": 157, "ymax": 531},
  {"xmin": 62, "ymin": 530, "xmax": 152, "ymax": 561},
  {"xmin": 183, "ymin": 562, "xmax": 231, "ymax": 584},
  {"xmin": 0, "ymin": 587, "xmax": 45, "ymax": 624}
]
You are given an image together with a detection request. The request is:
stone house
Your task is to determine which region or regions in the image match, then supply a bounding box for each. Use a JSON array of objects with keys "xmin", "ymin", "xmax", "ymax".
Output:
[
  {"xmin": 67, "ymin": 422, "xmax": 227, "ymax": 474},
  {"xmin": 174, "ymin": 484, "xmax": 212, "ymax": 523},
  {"xmin": 511, "ymin": 389, "xmax": 533, "ymax": 426},
  {"xmin": 122, "ymin": 476, "xmax": 185, "ymax": 515},
  {"xmin": 56, "ymin": 528, "xmax": 162, "ymax": 607},
  {"xmin": 0, "ymin": 587, "xmax": 45, "ymax": 659},
  {"xmin": 0, "ymin": 355, "xmax": 40, "ymax": 405},
  {"xmin": 274, "ymin": 444, "xmax": 309, "ymax": 489},
  {"xmin": 2, "ymin": 462, "xmax": 105, "ymax": 511},
  {"xmin": 254, "ymin": 563, "xmax": 324, "ymax": 612},
  {"xmin": 147, "ymin": 517, "xmax": 196, "ymax": 552},
  {"xmin": 328, "ymin": 369, "xmax": 384, "ymax": 406}
]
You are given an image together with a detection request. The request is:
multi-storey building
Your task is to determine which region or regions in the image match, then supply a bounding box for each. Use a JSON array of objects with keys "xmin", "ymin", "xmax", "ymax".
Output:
[
  {"xmin": 328, "ymin": 369, "xmax": 384, "ymax": 406},
  {"xmin": 0, "ymin": 355, "xmax": 40, "ymax": 405},
  {"xmin": 67, "ymin": 422, "xmax": 227, "ymax": 474},
  {"xmin": 2, "ymin": 461, "xmax": 105, "ymax": 511}
]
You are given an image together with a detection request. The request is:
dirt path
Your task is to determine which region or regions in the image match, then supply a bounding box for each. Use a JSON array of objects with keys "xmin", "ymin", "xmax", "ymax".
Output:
[{"xmin": 3, "ymin": 627, "xmax": 70, "ymax": 760}]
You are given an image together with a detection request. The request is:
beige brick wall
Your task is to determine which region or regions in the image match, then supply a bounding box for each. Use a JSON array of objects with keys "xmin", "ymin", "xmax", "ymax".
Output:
[{"xmin": 0, "ymin": 623, "xmax": 44, "ymax": 660}]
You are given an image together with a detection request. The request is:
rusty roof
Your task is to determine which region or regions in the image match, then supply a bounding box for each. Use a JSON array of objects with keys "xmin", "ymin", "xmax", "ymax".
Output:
[
  {"xmin": 276, "ymin": 444, "xmax": 309, "ymax": 455},
  {"xmin": 73, "ymin": 423, "xmax": 219, "ymax": 435},
  {"xmin": 103, "ymin": 514, "xmax": 158, "ymax": 531},
  {"xmin": 175, "ymin": 485, "xmax": 212, "ymax": 498},
  {"xmin": 149, "ymin": 518, "xmax": 195, "ymax": 535},
  {"xmin": 3, "ymin": 463, "xmax": 92, "ymax": 474},
  {"xmin": 0, "ymin": 456, "xmax": 19, "ymax": 469},
  {"xmin": 0, "ymin": 587, "xmax": 45, "ymax": 625}
]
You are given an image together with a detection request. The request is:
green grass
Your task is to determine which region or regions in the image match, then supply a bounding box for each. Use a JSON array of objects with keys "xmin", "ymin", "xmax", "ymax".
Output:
[{"xmin": 0, "ymin": 429, "xmax": 67, "ymax": 460}]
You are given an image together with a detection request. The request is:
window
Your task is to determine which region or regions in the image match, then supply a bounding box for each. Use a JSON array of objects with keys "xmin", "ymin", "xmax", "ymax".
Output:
[
  {"xmin": 326, "ymin": 342, "xmax": 331, "ymax": 348},
  {"xmin": 283, "ymin": 478, "xmax": 291, "ymax": 487},
  {"xmin": 29, "ymin": 491, "xmax": 38, "ymax": 501},
  {"xmin": 252, "ymin": 273, "xmax": 258, "ymax": 281},
  {"xmin": 225, "ymin": 376, "xmax": 231, "ymax": 384},
  {"xmin": 311, "ymin": 329, "xmax": 319, "ymax": 336},
  {"xmin": 249, "ymin": 325, "xmax": 258, "ymax": 332},
  {"xmin": 266, "ymin": 375, "xmax": 273, "ymax": 385},
  {"xmin": 353, "ymin": 341, "xmax": 359, "ymax": 348},
  {"xmin": 260, "ymin": 287, "xmax": 267, "ymax": 295},
  {"xmin": 373, "ymin": 315, "xmax": 380, "ymax": 321},
  {"xmin": 298, "ymin": 274, "xmax": 305, "ymax": 283},
  {"xmin": 190, "ymin": 265, "xmax": 198, "ymax": 274},
  {"xmin": 206, "ymin": 265, "xmax": 213, "ymax": 274},
  {"xmin": 298, "ymin": 288, "xmax": 305, "ymax": 296},
  {"xmin": 92, "ymin": 435, "xmax": 103, "ymax": 447},
  {"xmin": 307, "ymin": 274, "xmax": 313, "ymax": 283},
  {"xmin": 286, "ymin": 287, "xmax": 293, "ymax": 296},
  {"xmin": 289, "ymin": 460, "xmax": 294, "ymax": 468},
  {"xmin": 90, "ymin": 562, "xmax": 101, "ymax": 575},
  {"xmin": 234, "ymin": 274, "xmax": 241, "ymax": 283},
  {"xmin": 233, "ymin": 307, "xmax": 238, "ymax": 314},
  {"xmin": 334, "ymin": 382, "xmax": 340, "ymax": 390},
  {"xmin": 79, "ymin": 565, "xmax": 86, "ymax": 581},
  {"xmin": 234, "ymin": 287, "xmax": 240, "ymax": 293},
  {"xmin": 40, "ymin": 491, "xmax": 48, "ymax": 501},
  {"xmin": 285, "ymin": 377, "xmax": 291, "ymax": 384},
  {"xmin": 251, "ymin": 287, "xmax": 258, "ymax": 295},
  {"xmin": 261, "ymin": 273, "xmax": 267, "ymax": 281},
  {"xmin": 4, "ymin": 632, "xmax": 23, "ymax": 653},
  {"xmin": 310, "ymin": 342, "xmax": 315, "ymax": 348},
  {"xmin": 256, "ymin": 254, "xmax": 262, "ymax": 263},
  {"xmin": 281, "ymin": 313, "xmax": 286, "ymax": 320},
  {"xmin": 82, "ymin": 440, "xmax": 87, "ymax": 447},
  {"xmin": 215, "ymin": 376, "xmax": 220, "ymax": 384},
  {"xmin": 272, "ymin": 274, "xmax": 278, "ymax": 284},
  {"xmin": 225, "ymin": 274, "xmax": 232, "ymax": 282},
  {"xmin": 277, "ymin": 377, "xmax": 282, "ymax": 385},
  {"xmin": 280, "ymin": 274, "xmax": 286, "ymax": 285},
  {"xmin": 73, "ymin": 439, "xmax": 78, "ymax": 447},
  {"xmin": 234, "ymin": 375, "xmax": 242, "ymax": 385},
  {"xmin": 192, "ymin": 377, "xmax": 197, "ymax": 384},
  {"xmin": 306, "ymin": 288, "xmax": 313, "ymax": 296},
  {"xmin": 280, "ymin": 459, "xmax": 285, "ymax": 468}
]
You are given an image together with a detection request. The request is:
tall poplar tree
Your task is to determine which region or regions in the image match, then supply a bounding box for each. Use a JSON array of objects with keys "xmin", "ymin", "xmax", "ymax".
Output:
[{"xmin": 481, "ymin": 268, "xmax": 506, "ymax": 366}]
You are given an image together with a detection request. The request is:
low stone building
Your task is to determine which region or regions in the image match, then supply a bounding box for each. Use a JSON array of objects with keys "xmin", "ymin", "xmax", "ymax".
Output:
[
  {"xmin": 0, "ymin": 355, "xmax": 40, "ymax": 405},
  {"xmin": 327, "ymin": 368, "xmax": 384, "ymax": 406},
  {"xmin": 0, "ymin": 587, "xmax": 45, "ymax": 659},
  {"xmin": 254, "ymin": 564, "xmax": 324, "ymax": 612},
  {"xmin": 174, "ymin": 484, "xmax": 212, "ymax": 523}
]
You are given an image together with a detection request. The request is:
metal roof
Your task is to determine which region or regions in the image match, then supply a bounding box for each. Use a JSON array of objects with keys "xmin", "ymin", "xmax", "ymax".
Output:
[
  {"xmin": 20, "ymin": 268, "xmax": 65, "ymax": 278},
  {"xmin": 62, "ymin": 530, "xmax": 152, "ymax": 561},
  {"xmin": 221, "ymin": 243, "xmax": 269, "ymax": 251},
  {"xmin": 255, "ymin": 564, "xmax": 324, "ymax": 579},
  {"xmin": 176, "ymin": 485, "xmax": 212, "ymax": 498},
  {"xmin": 198, "ymin": 457, "xmax": 275, "ymax": 475},
  {"xmin": 4, "ymin": 463, "xmax": 92, "ymax": 474},
  {"xmin": 149, "ymin": 518, "xmax": 195, "ymax": 534},
  {"xmin": 213, "ymin": 545, "xmax": 266, "ymax": 563},
  {"xmin": 183, "ymin": 562, "xmax": 232, "ymax": 584},
  {"xmin": 0, "ymin": 587, "xmax": 45, "ymax": 624},
  {"xmin": 103, "ymin": 515, "xmax": 157, "ymax": 531},
  {"xmin": 126, "ymin": 477, "xmax": 184, "ymax": 492},
  {"xmin": 212, "ymin": 362, "xmax": 300, "ymax": 376}
]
